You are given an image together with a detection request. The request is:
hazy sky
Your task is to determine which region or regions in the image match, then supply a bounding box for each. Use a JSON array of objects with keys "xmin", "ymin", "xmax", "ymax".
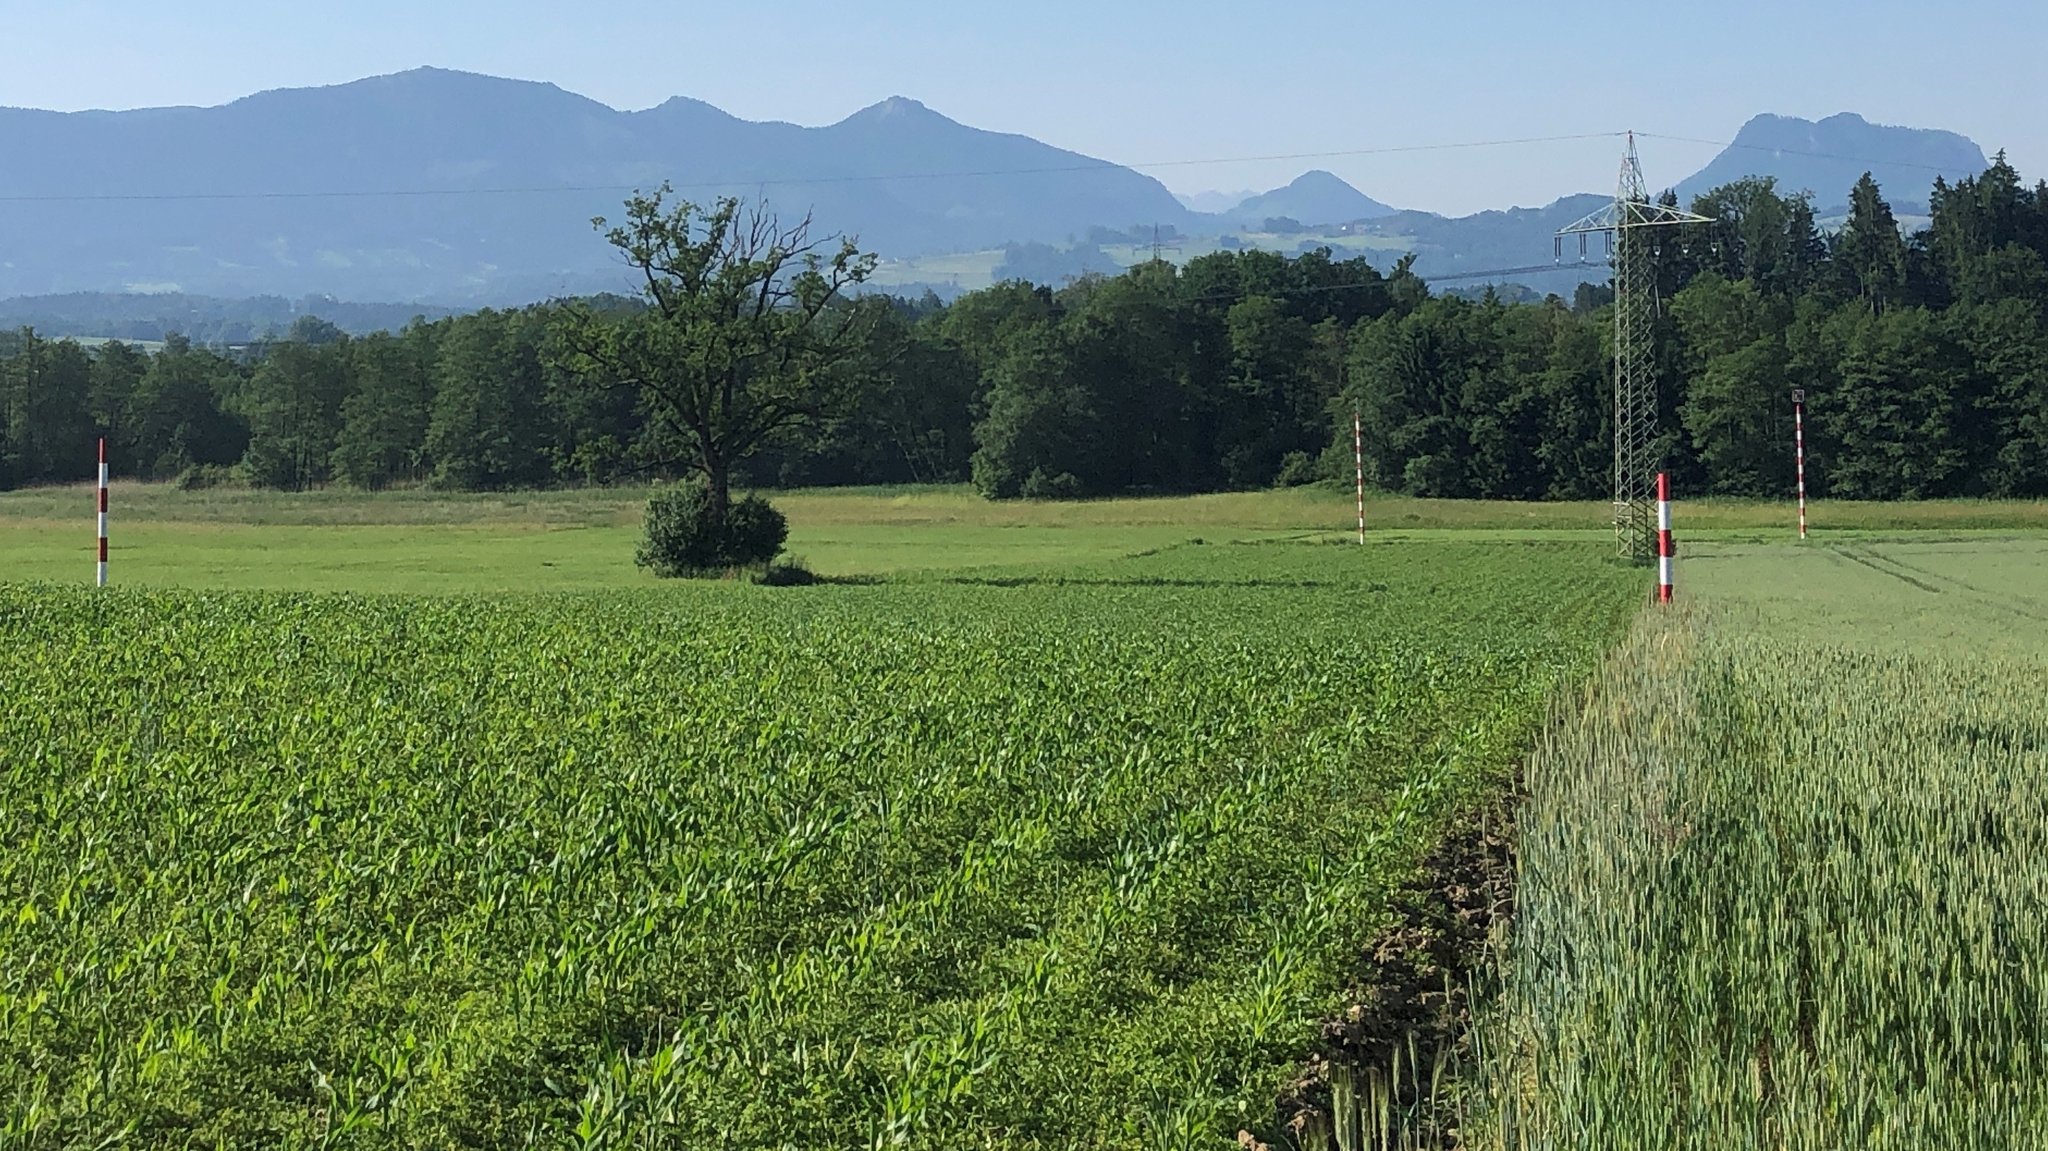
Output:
[{"xmin": 2, "ymin": 0, "xmax": 2038, "ymax": 216}]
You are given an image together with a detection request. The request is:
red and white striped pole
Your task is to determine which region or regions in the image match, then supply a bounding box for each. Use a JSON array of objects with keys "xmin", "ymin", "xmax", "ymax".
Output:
[
  {"xmin": 1353, "ymin": 409, "xmax": 1366, "ymax": 545},
  {"xmin": 1656, "ymin": 471, "xmax": 1674, "ymax": 604},
  {"xmin": 1793, "ymin": 388, "xmax": 1808, "ymax": 541},
  {"xmin": 96, "ymin": 438, "xmax": 109, "ymax": 587}
]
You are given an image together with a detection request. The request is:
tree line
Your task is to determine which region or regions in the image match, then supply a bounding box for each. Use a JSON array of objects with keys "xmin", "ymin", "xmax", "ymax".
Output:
[{"xmin": 4, "ymin": 156, "xmax": 2046, "ymax": 500}]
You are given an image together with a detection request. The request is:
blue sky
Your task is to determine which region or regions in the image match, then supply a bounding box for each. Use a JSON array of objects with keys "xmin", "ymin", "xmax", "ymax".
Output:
[{"xmin": 3, "ymin": 0, "xmax": 2038, "ymax": 216}]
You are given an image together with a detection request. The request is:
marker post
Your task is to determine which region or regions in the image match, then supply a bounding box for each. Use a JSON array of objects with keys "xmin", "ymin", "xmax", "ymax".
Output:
[
  {"xmin": 1353, "ymin": 410, "xmax": 1366, "ymax": 545},
  {"xmin": 1656, "ymin": 472, "xmax": 1674, "ymax": 604},
  {"xmin": 1793, "ymin": 388, "xmax": 1808, "ymax": 541},
  {"xmin": 97, "ymin": 438, "xmax": 108, "ymax": 587}
]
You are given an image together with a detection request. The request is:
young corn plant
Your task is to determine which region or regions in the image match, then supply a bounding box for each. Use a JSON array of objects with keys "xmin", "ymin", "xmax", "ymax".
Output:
[{"xmin": 0, "ymin": 542, "xmax": 1635, "ymax": 1147}]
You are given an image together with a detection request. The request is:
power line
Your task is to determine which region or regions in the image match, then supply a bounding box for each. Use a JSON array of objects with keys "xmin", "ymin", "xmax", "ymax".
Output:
[{"xmin": 0, "ymin": 132, "xmax": 1626, "ymax": 204}]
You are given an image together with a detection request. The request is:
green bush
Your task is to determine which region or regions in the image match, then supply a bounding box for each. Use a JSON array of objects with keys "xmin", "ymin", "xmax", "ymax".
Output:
[
  {"xmin": 635, "ymin": 479, "xmax": 788, "ymax": 577},
  {"xmin": 722, "ymin": 493, "xmax": 790, "ymax": 568},
  {"xmin": 1274, "ymin": 450, "xmax": 1321, "ymax": 488},
  {"xmin": 174, "ymin": 463, "xmax": 238, "ymax": 492},
  {"xmin": 1019, "ymin": 468, "xmax": 1083, "ymax": 500}
]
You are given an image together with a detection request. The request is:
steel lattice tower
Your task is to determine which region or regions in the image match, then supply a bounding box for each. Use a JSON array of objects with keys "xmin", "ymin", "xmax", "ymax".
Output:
[{"xmin": 1558, "ymin": 133, "xmax": 1711, "ymax": 561}]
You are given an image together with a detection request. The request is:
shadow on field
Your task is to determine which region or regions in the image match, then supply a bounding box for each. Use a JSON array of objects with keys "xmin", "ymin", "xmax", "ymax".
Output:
[{"xmin": 763, "ymin": 573, "xmax": 888, "ymax": 587}]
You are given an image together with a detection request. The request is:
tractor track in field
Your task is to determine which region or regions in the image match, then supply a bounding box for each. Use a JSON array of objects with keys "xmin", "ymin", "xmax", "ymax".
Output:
[
  {"xmin": 1852, "ymin": 547, "xmax": 2048, "ymax": 623},
  {"xmin": 1825, "ymin": 544, "xmax": 1948, "ymax": 594},
  {"xmin": 1829, "ymin": 543, "xmax": 2048, "ymax": 625}
]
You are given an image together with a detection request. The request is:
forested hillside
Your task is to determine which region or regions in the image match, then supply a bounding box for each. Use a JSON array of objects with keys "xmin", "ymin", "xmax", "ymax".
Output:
[{"xmin": 5, "ymin": 158, "xmax": 2046, "ymax": 500}]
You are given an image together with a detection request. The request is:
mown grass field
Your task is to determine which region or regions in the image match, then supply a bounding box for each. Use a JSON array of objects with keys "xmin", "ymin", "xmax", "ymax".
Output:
[
  {"xmin": 4, "ymin": 482, "xmax": 2043, "ymax": 592},
  {"xmin": 0, "ymin": 540, "xmax": 1638, "ymax": 1147},
  {"xmin": 1468, "ymin": 537, "xmax": 2048, "ymax": 1148}
]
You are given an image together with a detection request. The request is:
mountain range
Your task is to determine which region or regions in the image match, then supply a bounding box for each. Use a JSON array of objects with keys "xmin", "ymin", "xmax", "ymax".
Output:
[
  {"xmin": 0, "ymin": 68, "xmax": 2000, "ymax": 305},
  {"xmin": 0, "ymin": 68, "xmax": 1193, "ymax": 301}
]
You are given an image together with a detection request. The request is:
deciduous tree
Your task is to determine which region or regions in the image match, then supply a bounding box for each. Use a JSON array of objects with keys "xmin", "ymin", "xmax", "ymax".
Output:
[{"xmin": 554, "ymin": 186, "xmax": 880, "ymax": 520}]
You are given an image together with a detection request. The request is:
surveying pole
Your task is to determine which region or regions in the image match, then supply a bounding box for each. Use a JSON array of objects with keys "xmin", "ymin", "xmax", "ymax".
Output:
[
  {"xmin": 1793, "ymin": 388, "xmax": 1808, "ymax": 540},
  {"xmin": 1353, "ymin": 409, "xmax": 1366, "ymax": 545}
]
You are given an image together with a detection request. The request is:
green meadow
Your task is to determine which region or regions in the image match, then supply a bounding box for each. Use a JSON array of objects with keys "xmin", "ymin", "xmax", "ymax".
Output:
[
  {"xmin": 3, "ymin": 483, "xmax": 2045, "ymax": 1147},
  {"xmin": 4, "ymin": 481, "xmax": 2043, "ymax": 592}
]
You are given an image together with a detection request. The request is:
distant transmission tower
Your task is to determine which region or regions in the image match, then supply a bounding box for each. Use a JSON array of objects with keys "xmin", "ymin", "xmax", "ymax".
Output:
[
  {"xmin": 1557, "ymin": 132, "xmax": 1710, "ymax": 562},
  {"xmin": 1146, "ymin": 224, "xmax": 1182, "ymax": 265}
]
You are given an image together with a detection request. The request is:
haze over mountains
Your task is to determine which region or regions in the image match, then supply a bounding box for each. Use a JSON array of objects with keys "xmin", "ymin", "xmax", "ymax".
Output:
[
  {"xmin": 0, "ymin": 68, "xmax": 1998, "ymax": 305},
  {"xmin": 1174, "ymin": 189, "xmax": 1259, "ymax": 215}
]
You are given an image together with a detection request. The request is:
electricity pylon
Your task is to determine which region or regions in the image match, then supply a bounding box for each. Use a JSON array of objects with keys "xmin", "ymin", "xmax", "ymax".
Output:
[{"xmin": 1557, "ymin": 132, "xmax": 1711, "ymax": 562}]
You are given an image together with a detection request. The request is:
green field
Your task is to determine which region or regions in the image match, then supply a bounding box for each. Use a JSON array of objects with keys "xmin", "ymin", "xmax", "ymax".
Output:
[
  {"xmin": 4, "ymin": 486, "xmax": 2046, "ymax": 1147},
  {"xmin": 1468, "ymin": 537, "xmax": 2048, "ymax": 1147},
  {"xmin": 1, "ymin": 531, "xmax": 1642, "ymax": 1147},
  {"xmin": 5, "ymin": 483, "xmax": 2044, "ymax": 593}
]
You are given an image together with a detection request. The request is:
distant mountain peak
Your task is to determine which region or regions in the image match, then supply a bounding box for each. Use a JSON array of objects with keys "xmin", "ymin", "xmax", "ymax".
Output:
[
  {"xmin": 1223, "ymin": 169, "xmax": 1397, "ymax": 225},
  {"xmin": 322, "ymin": 66, "xmax": 568, "ymax": 96},
  {"xmin": 648, "ymin": 94, "xmax": 723, "ymax": 113},
  {"xmin": 633, "ymin": 93, "xmax": 746, "ymax": 128},
  {"xmin": 842, "ymin": 96, "xmax": 948, "ymax": 125},
  {"xmin": 1676, "ymin": 111, "xmax": 1988, "ymax": 207},
  {"xmin": 1729, "ymin": 110, "xmax": 1936, "ymax": 144},
  {"xmin": 223, "ymin": 65, "xmax": 611, "ymax": 120},
  {"xmin": 1287, "ymin": 169, "xmax": 1353, "ymax": 189}
]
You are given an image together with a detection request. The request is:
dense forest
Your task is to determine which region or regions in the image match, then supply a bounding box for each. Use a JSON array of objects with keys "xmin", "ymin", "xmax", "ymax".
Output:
[{"xmin": 4, "ymin": 158, "xmax": 2047, "ymax": 500}]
